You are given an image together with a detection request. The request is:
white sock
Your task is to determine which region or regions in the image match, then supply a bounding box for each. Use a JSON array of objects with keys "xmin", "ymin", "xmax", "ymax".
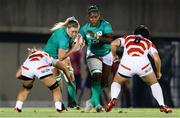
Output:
[
  {"xmin": 55, "ymin": 101, "xmax": 62, "ymax": 110},
  {"xmin": 111, "ymin": 82, "xmax": 121, "ymax": 100},
  {"xmin": 15, "ymin": 100, "xmax": 23, "ymax": 109},
  {"xmin": 150, "ymin": 83, "xmax": 165, "ymax": 106}
]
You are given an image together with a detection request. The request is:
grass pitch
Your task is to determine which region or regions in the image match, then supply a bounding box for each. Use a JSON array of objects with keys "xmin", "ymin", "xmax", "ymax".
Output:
[{"xmin": 0, "ymin": 107, "xmax": 180, "ymax": 118}]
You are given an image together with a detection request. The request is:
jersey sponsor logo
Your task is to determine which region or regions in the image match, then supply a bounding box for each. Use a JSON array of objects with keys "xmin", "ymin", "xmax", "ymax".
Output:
[
  {"xmin": 41, "ymin": 68, "xmax": 50, "ymax": 73},
  {"xmin": 144, "ymin": 67, "xmax": 152, "ymax": 73}
]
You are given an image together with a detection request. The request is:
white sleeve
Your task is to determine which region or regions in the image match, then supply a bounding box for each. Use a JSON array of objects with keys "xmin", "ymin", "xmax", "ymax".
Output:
[
  {"xmin": 118, "ymin": 37, "xmax": 125, "ymax": 47},
  {"xmin": 149, "ymin": 43, "xmax": 158, "ymax": 55},
  {"xmin": 43, "ymin": 52, "xmax": 53, "ymax": 65}
]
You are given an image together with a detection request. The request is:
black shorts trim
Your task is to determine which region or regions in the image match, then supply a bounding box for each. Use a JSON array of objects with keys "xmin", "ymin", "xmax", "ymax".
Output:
[
  {"xmin": 21, "ymin": 75, "xmax": 34, "ymax": 81},
  {"xmin": 39, "ymin": 74, "xmax": 53, "ymax": 80},
  {"xmin": 118, "ymin": 72, "xmax": 131, "ymax": 78}
]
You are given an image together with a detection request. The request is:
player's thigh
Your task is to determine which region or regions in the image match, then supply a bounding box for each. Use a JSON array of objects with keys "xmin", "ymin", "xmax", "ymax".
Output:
[
  {"xmin": 114, "ymin": 72, "xmax": 129, "ymax": 84},
  {"xmin": 40, "ymin": 75, "xmax": 57, "ymax": 87},
  {"xmin": 102, "ymin": 63, "xmax": 112, "ymax": 86},
  {"xmin": 141, "ymin": 72, "xmax": 158, "ymax": 85},
  {"xmin": 21, "ymin": 79, "xmax": 34, "ymax": 87},
  {"xmin": 86, "ymin": 57, "xmax": 103, "ymax": 77}
]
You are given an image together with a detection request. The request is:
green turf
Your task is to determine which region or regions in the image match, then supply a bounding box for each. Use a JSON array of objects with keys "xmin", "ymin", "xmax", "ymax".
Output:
[{"xmin": 0, "ymin": 107, "xmax": 179, "ymax": 118}]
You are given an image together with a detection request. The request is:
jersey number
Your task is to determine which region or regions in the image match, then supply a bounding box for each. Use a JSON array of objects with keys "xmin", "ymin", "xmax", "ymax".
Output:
[{"xmin": 134, "ymin": 37, "xmax": 141, "ymax": 44}]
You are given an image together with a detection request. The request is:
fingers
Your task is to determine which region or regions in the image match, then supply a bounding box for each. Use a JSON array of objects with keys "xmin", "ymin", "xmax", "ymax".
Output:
[{"xmin": 157, "ymin": 73, "xmax": 162, "ymax": 79}]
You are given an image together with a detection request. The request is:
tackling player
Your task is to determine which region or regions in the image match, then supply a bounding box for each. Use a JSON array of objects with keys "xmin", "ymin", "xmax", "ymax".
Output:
[
  {"xmin": 105, "ymin": 25, "xmax": 172, "ymax": 113},
  {"xmin": 14, "ymin": 48, "xmax": 73, "ymax": 112}
]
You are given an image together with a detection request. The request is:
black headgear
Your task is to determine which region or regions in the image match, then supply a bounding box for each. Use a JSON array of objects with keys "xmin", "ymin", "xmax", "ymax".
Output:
[
  {"xmin": 87, "ymin": 5, "xmax": 99, "ymax": 14},
  {"xmin": 134, "ymin": 25, "xmax": 150, "ymax": 38}
]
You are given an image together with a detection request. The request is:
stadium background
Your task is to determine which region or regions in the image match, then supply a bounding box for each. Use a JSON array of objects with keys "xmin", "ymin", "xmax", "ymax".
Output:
[{"xmin": 0, "ymin": 0, "xmax": 179, "ymax": 108}]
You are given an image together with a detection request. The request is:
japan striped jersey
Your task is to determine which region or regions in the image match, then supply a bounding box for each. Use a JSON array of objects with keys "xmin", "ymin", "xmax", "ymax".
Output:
[{"xmin": 118, "ymin": 35, "xmax": 158, "ymax": 57}]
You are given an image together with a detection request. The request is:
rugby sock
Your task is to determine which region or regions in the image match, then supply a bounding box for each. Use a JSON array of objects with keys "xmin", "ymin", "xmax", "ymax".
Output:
[
  {"xmin": 150, "ymin": 82, "xmax": 165, "ymax": 106},
  {"xmin": 91, "ymin": 80, "xmax": 101, "ymax": 106},
  {"xmin": 55, "ymin": 101, "xmax": 62, "ymax": 110},
  {"xmin": 67, "ymin": 81, "xmax": 77, "ymax": 103},
  {"xmin": 15, "ymin": 100, "xmax": 23, "ymax": 109},
  {"xmin": 111, "ymin": 82, "xmax": 121, "ymax": 99}
]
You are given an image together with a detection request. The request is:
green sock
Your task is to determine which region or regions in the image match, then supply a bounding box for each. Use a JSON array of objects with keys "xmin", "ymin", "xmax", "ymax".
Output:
[
  {"xmin": 90, "ymin": 80, "xmax": 101, "ymax": 106},
  {"xmin": 67, "ymin": 81, "xmax": 77, "ymax": 103}
]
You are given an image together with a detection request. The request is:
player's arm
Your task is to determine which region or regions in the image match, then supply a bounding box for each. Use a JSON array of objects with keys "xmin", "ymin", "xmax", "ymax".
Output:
[
  {"xmin": 111, "ymin": 38, "xmax": 121, "ymax": 62},
  {"xmin": 55, "ymin": 60, "xmax": 76, "ymax": 90},
  {"xmin": 58, "ymin": 34, "xmax": 81, "ymax": 61},
  {"xmin": 58, "ymin": 42, "xmax": 80, "ymax": 61},
  {"xmin": 86, "ymin": 30, "xmax": 113, "ymax": 44},
  {"xmin": 16, "ymin": 68, "xmax": 22, "ymax": 79},
  {"xmin": 150, "ymin": 52, "xmax": 162, "ymax": 79},
  {"xmin": 149, "ymin": 43, "xmax": 162, "ymax": 79}
]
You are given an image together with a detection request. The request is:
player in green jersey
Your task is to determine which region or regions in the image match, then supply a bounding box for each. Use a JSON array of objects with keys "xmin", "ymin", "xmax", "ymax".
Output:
[
  {"xmin": 80, "ymin": 6, "xmax": 114, "ymax": 112},
  {"xmin": 44, "ymin": 17, "xmax": 84, "ymax": 109}
]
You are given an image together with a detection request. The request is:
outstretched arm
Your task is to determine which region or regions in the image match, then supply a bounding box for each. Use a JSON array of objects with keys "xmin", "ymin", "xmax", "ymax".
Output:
[{"xmin": 55, "ymin": 61, "xmax": 76, "ymax": 90}]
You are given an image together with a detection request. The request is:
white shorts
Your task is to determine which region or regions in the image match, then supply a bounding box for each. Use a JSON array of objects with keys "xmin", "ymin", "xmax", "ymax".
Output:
[
  {"xmin": 21, "ymin": 61, "xmax": 53, "ymax": 80},
  {"xmin": 86, "ymin": 50, "xmax": 113, "ymax": 75},
  {"xmin": 117, "ymin": 56, "xmax": 153, "ymax": 78}
]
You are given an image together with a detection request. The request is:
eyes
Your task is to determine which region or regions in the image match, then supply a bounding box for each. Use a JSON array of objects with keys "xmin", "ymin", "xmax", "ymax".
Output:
[{"xmin": 88, "ymin": 13, "xmax": 100, "ymax": 20}]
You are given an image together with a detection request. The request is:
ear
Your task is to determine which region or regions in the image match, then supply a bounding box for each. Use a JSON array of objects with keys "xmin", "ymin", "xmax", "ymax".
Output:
[{"xmin": 86, "ymin": 15, "xmax": 90, "ymax": 22}]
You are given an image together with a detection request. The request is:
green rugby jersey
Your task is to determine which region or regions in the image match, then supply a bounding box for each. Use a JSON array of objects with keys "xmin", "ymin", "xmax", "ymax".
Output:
[
  {"xmin": 80, "ymin": 19, "xmax": 113, "ymax": 57},
  {"xmin": 44, "ymin": 28, "xmax": 72, "ymax": 59}
]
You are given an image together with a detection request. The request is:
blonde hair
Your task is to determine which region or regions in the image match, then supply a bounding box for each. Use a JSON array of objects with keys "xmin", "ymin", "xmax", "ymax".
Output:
[
  {"xmin": 27, "ymin": 47, "xmax": 41, "ymax": 54},
  {"xmin": 50, "ymin": 16, "xmax": 80, "ymax": 31}
]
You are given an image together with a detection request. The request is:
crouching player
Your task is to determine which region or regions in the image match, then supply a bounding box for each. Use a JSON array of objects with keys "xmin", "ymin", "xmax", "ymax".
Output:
[
  {"xmin": 105, "ymin": 25, "xmax": 172, "ymax": 113},
  {"xmin": 14, "ymin": 48, "xmax": 75, "ymax": 112}
]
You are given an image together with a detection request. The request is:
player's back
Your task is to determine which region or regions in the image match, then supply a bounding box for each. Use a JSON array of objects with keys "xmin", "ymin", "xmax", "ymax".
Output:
[
  {"xmin": 23, "ymin": 51, "xmax": 52, "ymax": 69},
  {"xmin": 122, "ymin": 35, "xmax": 152, "ymax": 57},
  {"xmin": 120, "ymin": 35, "xmax": 153, "ymax": 71}
]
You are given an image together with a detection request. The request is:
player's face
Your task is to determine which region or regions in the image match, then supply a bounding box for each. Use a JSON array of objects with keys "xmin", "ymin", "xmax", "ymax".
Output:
[
  {"xmin": 67, "ymin": 27, "xmax": 79, "ymax": 38},
  {"xmin": 88, "ymin": 12, "xmax": 100, "ymax": 27}
]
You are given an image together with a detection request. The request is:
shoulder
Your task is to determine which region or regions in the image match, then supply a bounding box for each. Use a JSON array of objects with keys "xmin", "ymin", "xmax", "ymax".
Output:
[
  {"xmin": 53, "ymin": 28, "xmax": 65, "ymax": 34},
  {"xmin": 81, "ymin": 23, "xmax": 90, "ymax": 30},
  {"xmin": 101, "ymin": 19, "xmax": 112, "ymax": 26}
]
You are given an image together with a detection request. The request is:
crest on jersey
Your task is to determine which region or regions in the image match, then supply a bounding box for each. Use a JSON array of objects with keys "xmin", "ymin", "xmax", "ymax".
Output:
[{"xmin": 96, "ymin": 31, "xmax": 102, "ymax": 36}]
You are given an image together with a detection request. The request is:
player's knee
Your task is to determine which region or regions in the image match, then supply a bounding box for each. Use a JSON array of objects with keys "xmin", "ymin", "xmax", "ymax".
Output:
[
  {"xmin": 48, "ymin": 81, "xmax": 59, "ymax": 91},
  {"xmin": 23, "ymin": 84, "xmax": 33, "ymax": 90},
  {"xmin": 92, "ymin": 73, "xmax": 102, "ymax": 81}
]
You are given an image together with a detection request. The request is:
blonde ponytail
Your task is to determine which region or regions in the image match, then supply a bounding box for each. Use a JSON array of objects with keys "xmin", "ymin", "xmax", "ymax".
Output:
[{"xmin": 50, "ymin": 16, "xmax": 80, "ymax": 32}]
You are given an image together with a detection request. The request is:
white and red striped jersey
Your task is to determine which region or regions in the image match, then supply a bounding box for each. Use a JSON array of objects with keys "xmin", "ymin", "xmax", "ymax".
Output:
[
  {"xmin": 25, "ymin": 51, "xmax": 53, "ymax": 64},
  {"xmin": 21, "ymin": 51, "xmax": 53, "ymax": 79},
  {"xmin": 118, "ymin": 35, "xmax": 157, "ymax": 57},
  {"xmin": 117, "ymin": 35, "xmax": 158, "ymax": 77}
]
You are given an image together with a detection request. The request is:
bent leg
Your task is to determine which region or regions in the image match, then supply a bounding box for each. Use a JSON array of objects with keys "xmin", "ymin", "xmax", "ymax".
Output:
[
  {"xmin": 141, "ymin": 72, "xmax": 165, "ymax": 106},
  {"xmin": 15, "ymin": 79, "xmax": 34, "ymax": 111},
  {"xmin": 111, "ymin": 73, "xmax": 129, "ymax": 100},
  {"xmin": 105, "ymin": 73, "xmax": 129, "ymax": 112}
]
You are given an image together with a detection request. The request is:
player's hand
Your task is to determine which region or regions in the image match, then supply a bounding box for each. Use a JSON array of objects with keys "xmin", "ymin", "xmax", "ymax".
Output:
[
  {"xmin": 16, "ymin": 68, "xmax": 22, "ymax": 79},
  {"xmin": 86, "ymin": 30, "xmax": 95, "ymax": 37},
  {"xmin": 113, "ymin": 56, "xmax": 120, "ymax": 63},
  {"xmin": 156, "ymin": 72, "xmax": 162, "ymax": 79},
  {"xmin": 71, "ymin": 42, "xmax": 80, "ymax": 52}
]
